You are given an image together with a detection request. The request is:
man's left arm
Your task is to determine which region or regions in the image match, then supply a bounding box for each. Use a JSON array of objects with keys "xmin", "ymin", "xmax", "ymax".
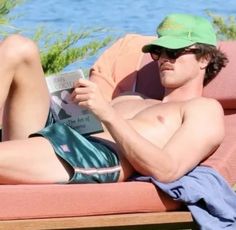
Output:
[
  {"xmin": 102, "ymin": 98, "xmax": 225, "ymax": 183},
  {"xmin": 161, "ymin": 98, "xmax": 225, "ymax": 181}
]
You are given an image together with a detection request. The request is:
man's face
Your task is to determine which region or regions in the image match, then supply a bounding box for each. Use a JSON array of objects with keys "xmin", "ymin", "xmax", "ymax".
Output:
[{"xmin": 150, "ymin": 46, "xmax": 203, "ymax": 89}]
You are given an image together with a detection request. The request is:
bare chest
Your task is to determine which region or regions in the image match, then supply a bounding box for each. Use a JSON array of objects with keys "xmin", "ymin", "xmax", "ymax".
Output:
[
  {"xmin": 94, "ymin": 98, "xmax": 184, "ymax": 148},
  {"xmin": 128, "ymin": 102, "xmax": 183, "ymax": 147}
]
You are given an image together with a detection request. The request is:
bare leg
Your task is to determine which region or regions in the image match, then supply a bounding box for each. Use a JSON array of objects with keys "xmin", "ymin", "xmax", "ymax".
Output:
[
  {"xmin": 0, "ymin": 137, "xmax": 71, "ymax": 184},
  {"xmin": 0, "ymin": 35, "xmax": 50, "ymax": 140}
]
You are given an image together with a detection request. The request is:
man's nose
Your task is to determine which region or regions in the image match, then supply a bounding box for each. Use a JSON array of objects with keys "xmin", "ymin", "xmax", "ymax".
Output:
[
  {"xmin": 159, "ymin": 50, "xmax": 169, "ymax": 60},
  {"xmin": 159, "ymin": 51, "xmax": 175, "ymax": 63},
  {"xmin": 158, "ymin": 51, "xmax": 169, "ymax": 63}
]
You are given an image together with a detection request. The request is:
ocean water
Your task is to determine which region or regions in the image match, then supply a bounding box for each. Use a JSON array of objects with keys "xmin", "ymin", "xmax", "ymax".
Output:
[{"xmin": 10, "ymin": 0, "xmax": 236, "ymax": 69}]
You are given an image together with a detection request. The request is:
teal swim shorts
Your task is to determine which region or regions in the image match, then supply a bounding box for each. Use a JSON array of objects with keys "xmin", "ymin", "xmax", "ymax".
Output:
[{"xmin": 30, "ymin": 122, "xmax": 121, "ymax": 184}]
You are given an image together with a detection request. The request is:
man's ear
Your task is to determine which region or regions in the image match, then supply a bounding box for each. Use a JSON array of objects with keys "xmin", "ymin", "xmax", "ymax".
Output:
[{"xmin": 199, "ymin": 54, "xmax": 211, "ymax": 69}]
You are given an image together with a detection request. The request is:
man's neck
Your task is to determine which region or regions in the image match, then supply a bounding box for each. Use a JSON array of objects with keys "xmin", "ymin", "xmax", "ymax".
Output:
[{"xmin": 162, "ymin": 78, "xmax": 203, "ymax": 103}]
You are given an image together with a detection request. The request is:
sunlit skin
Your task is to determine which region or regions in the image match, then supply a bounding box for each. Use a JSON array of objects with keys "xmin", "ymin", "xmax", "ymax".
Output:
[
  {"xmin": 70, "ymin": 49, "xmax": 225, "ymax": 183},
  {"xmin": 0, "ymin": 35, "xmax": 224, "ymax": 184}
]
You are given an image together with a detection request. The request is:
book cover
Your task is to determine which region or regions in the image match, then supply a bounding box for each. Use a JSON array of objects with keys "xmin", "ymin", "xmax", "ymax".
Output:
[{"xmin": 46, "ymin": 70, "xmax": 103, "ymax": 135}]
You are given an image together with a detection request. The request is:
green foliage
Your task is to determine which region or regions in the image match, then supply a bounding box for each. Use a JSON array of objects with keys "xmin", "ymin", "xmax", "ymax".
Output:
[
  {"xmin": 207, "ymin": 11, "xmax": 236, "ymax": 40},
  {"xmin": 41, "ymin": 30, "xmax": 112, "ymax": 75},
  {"xmin": 0, "ymin": 0, "xmax": 23, "ymax": 36},
  {"xmin": 0, "ymin": 0, "xmax": 22, "ymax": 19},
  {"xmin": 34, "ymin": 28, "xmax": 112, "ymax": 75}
]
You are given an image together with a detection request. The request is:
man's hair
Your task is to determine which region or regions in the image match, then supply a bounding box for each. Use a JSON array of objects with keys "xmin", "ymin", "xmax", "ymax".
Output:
[{"xmin": 194, "ymin": 43, "xmax": 229, "ymax": 86}]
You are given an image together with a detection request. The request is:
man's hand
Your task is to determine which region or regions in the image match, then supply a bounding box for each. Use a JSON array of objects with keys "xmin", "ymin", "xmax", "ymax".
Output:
[{"xmin": 71, "ymin": 78, "xmax": 114, "ymax": 121}]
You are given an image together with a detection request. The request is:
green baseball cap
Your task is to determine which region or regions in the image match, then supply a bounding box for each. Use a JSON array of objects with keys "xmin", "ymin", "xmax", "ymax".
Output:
[{"xmin": 142, "ymin": 13, "xmax": 217, "ymax": 52}]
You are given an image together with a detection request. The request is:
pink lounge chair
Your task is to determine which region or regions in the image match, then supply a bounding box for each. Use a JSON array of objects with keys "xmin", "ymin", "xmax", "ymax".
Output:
[{"xmin": 0, "ymin": 34, "xmax": 235, "ymax": 229}]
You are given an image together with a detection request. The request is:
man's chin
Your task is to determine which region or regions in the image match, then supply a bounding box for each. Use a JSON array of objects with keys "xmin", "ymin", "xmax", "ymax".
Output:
[
  {"xmin": 162, "ymin": 79, "xmax": 183, "ymax": 89},
  {"xmin": 161, "ymin": 77, "xmax": 177, "ymax": 88}
]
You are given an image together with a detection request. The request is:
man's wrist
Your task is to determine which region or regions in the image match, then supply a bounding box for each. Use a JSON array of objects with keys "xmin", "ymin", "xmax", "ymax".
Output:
[{"xmin": 99, "ymin": 106, "xmax": 117, "ymax": 124}]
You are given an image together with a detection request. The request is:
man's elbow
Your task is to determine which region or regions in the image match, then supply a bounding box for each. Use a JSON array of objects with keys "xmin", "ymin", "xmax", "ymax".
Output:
[
  {"xmin": 153, "ymin": 171, "xmax": 179, "ymax": 184},
  {"xmin": 151, "ymin": 162, "xmax": 180, "ymax": 184}
]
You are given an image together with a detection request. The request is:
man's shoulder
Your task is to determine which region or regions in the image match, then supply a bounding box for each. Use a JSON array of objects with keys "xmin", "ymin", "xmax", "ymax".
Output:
[
  {"xmin": 181, "ymin": 97, "xmax": 225, "ymax": 152},
  {"xmin": 183, "ymin": 97, "xmax": 224, "ymax": 118},
  {"xmin": 185, "ymin": 96, "xmax": 222, "ymax": 109}
]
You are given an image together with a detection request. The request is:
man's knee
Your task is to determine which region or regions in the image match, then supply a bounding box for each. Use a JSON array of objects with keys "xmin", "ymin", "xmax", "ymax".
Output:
[{"xmin": 1, "ymin": 34, "xmax": 40, "ymax": 65}]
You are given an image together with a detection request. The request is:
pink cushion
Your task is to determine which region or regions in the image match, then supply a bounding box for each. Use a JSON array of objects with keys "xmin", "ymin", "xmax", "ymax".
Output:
[
  {"xmin": 0, "ymin": 182, "xmax": 181, "ymax": 220},
  {"xmin": 203, "ymin": 41, "xmax": 236, "ymax": 109},
  {"xmin": 202, "ymin": 112, "xmax": 236, "ymax": 186}
]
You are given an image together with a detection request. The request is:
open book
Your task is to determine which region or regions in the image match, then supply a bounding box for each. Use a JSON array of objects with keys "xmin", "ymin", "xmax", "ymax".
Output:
[{"xmin": 46, "ymin": 70, "xmax": 103, "ymax": 135}]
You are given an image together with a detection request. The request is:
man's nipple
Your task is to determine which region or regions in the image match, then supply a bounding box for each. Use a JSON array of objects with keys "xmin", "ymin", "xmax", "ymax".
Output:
[{"xmin": 157, "ymin": 115, "xmax": 165, "ymax": 123}]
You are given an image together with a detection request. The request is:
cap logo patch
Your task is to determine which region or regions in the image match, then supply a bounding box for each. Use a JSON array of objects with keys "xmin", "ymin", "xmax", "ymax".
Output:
[{"xmin": 159, "ymin": 18, "xmax": 184, "ymax": 32}]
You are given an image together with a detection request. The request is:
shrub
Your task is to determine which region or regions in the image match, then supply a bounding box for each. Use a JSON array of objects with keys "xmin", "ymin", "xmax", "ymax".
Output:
[
  {"xmin": 33, "ymin": 28, "xmax": 112, "ymax": 75},
  {"xmin": 206, "ymin": 11, "xmax": 236, "ymax": 40}
]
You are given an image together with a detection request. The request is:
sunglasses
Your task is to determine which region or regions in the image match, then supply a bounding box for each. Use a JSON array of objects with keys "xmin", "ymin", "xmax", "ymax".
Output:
[{"xmin": 150, "ymin": 47, "xmax": 201, "ymax": 61}]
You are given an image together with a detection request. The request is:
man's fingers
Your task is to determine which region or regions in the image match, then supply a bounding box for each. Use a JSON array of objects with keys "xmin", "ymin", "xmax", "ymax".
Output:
[
  {"xmin": 72, "ymin": 94, "xmax": 90, "ymax": 103},
  {"xmin": 71, "ymin": 85, "xmax": 90, "ymax": 99},
  {"xmin": 72, "ymin": 87, "xmax": 90, "ymax": 95},
  {"xmin": 73, "ymin": 78, "xmax": 95, "ymax": 88}
]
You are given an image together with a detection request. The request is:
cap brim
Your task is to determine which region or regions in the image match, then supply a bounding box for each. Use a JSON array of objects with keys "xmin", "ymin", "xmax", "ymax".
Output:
[{"xmin": 142, "ymin": 36, "xmax": 195, "ymax": 53}]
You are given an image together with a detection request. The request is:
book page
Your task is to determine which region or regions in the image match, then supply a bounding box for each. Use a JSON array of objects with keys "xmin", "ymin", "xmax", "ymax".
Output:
[{"xmin": 46, "ymin": 70, "xmax": 103, "ymax": 135}]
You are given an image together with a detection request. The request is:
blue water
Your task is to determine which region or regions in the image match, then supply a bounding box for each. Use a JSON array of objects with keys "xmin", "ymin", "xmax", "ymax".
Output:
[{"xmin": 10, "ymin": 0, "xmax": 236, "ymax": 70}]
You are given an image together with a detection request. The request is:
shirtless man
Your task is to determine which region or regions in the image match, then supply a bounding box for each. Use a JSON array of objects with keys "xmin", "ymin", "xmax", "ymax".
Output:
[{"xmin": 0, "ymin": 13, "xmax": 228, "ymax": 184}]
